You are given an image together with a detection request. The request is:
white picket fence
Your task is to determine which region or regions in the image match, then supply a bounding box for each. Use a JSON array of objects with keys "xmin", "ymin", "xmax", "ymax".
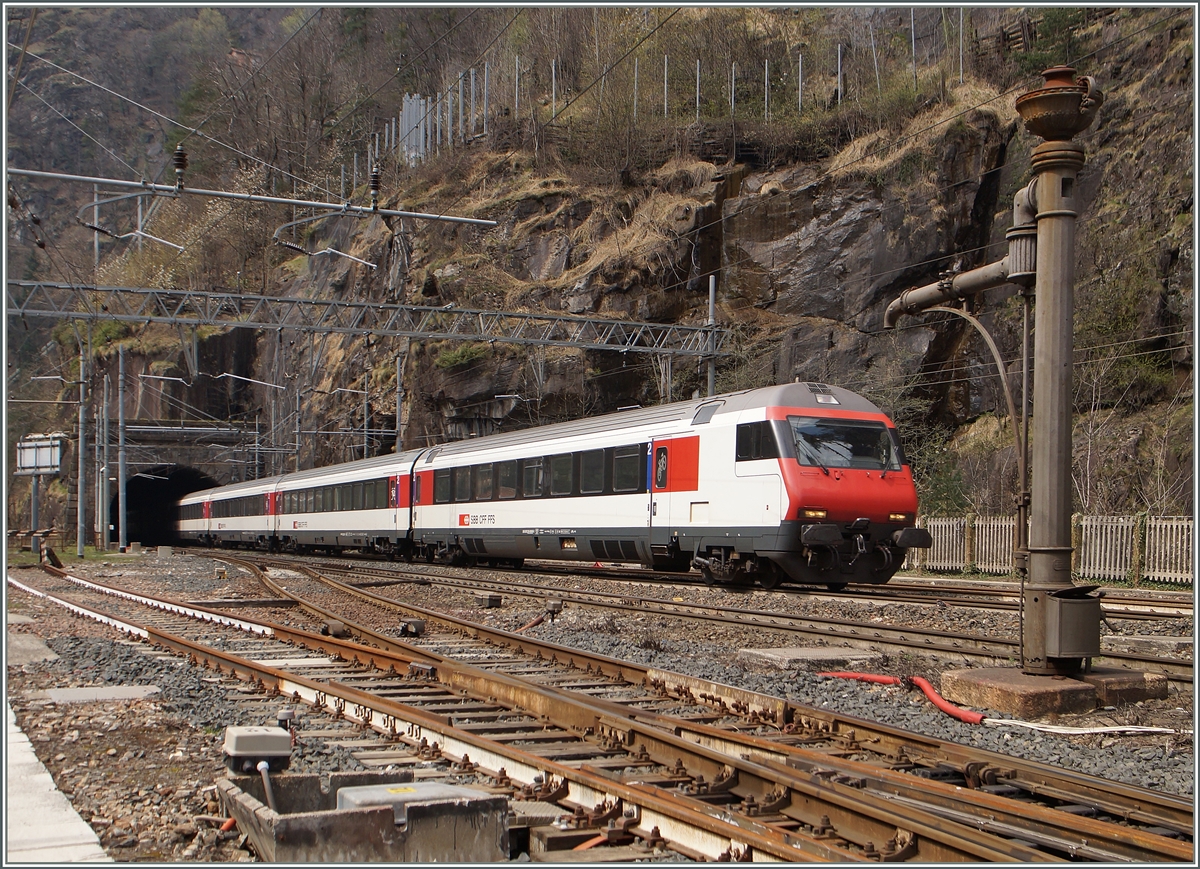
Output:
[{"xmin": 905, "ymin": 515, "xmax": 1193, "ymax": 586}]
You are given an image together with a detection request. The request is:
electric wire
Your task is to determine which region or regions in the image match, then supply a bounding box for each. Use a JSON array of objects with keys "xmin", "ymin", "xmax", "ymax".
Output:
[
  {"xmin": 15, "ymin": 79, "xmax": 142, "ymax": 177},
  {"xmin": 6, "ymin": 42, "xmax": 329, "ymax": 201}
]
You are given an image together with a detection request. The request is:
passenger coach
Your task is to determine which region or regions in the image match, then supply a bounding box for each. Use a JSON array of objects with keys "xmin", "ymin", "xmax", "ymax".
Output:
[{"xmin": 176, "ymin": 382, "xmax": 931, "ymax": 588}]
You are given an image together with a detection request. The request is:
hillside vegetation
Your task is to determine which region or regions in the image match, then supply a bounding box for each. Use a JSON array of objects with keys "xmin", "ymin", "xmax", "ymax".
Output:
[{"xmin": 6, "ymin": 6, "xmax": 1192, "ymax": 531}]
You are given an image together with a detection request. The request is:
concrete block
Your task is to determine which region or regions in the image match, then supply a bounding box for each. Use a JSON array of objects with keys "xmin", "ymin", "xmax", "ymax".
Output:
[
  {"xmin": 1102, "ymin": 635, "xmax": 1193, "ymax": 658},
  {"xmin": 219, "ymin": 771, "xmax": 508, "ymax": 862},
  {"xmin": 1077, "ymin": 667, "xmax": 1169, "ymax": 705},
  {"xmin": 737, "ymin": 646, "xmax": 882, "ymax": 671},
  {"xmin": 941, "ymin": 668, "xmax": 1097, "ymax": 718},
  {"xmin": 157, "ymin": 545, "xmax": 173, "ymax": 557},
  {"xmin": 7, "ymin": 633, "xmax": 60, "ymax": 665},
  {"xmin": 33, "ymin": 685, "xmax": 160, "ymax": 704},
  {"xmin": 475, "ymin": 594, "xmax": 503, "ymax": 608}
]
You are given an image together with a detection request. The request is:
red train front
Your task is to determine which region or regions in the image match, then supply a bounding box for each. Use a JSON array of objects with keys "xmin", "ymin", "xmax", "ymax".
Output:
[{"xmin": 676, "ymin": 382, "xmax": 931, "ymax": 588}]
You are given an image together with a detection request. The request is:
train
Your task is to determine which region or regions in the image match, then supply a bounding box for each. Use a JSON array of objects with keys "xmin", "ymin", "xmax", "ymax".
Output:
[{"xmin": 176, "ymin": 382, "xmax": 932, "ymax": 588}]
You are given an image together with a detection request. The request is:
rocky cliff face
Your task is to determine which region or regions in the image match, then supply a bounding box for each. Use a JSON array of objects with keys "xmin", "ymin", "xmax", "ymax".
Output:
[
  {"xmin": 233, "ymin": 52, "xmax": 1189, "ymax": 517},
  {"xmin": 14, "ymin": 9, "xmax": 1188, "ymax": 516}
]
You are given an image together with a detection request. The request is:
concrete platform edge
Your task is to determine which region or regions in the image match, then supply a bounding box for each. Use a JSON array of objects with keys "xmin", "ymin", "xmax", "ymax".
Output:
[{"xmin": 6, "ymin": 701, "xmax": 112, "ymax": 863}]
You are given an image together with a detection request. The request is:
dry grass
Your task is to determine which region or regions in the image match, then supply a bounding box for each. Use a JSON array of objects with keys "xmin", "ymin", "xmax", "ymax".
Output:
[{"xmin": 829, "ymin": 80, "xmax": 1016, "ymax": 178}]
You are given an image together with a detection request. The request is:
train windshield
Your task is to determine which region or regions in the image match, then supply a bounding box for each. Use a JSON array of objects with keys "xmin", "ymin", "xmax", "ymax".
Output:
[{"xmin": 786, "ymin": 417, "xmax": 902, "ymax": 472}]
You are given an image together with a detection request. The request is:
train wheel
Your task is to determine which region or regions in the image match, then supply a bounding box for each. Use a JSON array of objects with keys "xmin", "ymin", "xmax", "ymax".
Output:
[
  {"xmin": 826, "ymin": 582, "xmax": 847, "ymax": 592},
  {"xmin": 757, "ymin": 563, "xmax": 782, "ymax": 590},
  {"xmin": 700, "ymin": 566, "xmax": 717, "ymax": 587}
]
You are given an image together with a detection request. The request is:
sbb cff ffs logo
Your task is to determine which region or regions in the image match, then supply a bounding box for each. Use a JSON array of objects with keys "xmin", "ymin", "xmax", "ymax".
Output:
[{"xmin": 459, "ymin": 514, "xmax": 495, "ymax": 526}]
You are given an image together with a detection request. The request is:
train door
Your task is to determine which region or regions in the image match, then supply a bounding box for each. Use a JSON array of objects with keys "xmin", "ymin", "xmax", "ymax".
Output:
[
  {"xmin": 732, "ymin": 419, "xmax": 783, "ymax": 528},
  {"xmin": 648, "ymin": 436, "xmax": 700, "ymax": 562}
]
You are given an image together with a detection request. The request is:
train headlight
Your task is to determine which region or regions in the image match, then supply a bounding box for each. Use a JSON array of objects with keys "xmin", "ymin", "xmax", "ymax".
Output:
[
  {"xmin": 889, "ymin": 512, "xmax": 913, "ymax": 523},
  {"xmin": 802, "ymin": 509, "xmax": 827, "ymax": 519}
]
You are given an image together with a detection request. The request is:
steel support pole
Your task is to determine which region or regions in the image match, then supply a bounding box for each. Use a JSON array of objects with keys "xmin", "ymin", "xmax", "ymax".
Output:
[
  {"xmin": 77, "ymin": 350, "xmax": 87, "ymax": 557},
  {"xmin": 118, "ymin": 345, "xmax": 128, "ymax": 551},
  {"xmin": 395, "ymin": 354, "xmax": 405, "ymax": 453},
  {"xmin": 30, "ymin": 475, "xmax": 39, "ymax": 556},
  {"xmin": 1014, "ymin": 67, "xmax": 1104, "ymax": 676},
  {"xmin": 1023, "ymin": 139, "xmax": 1088, "ymax": 674},
  {"xmin": 101, "ymin": 374, "xmax": 110, "ymax": 549},
  {"xmin": 707, "ymin": 275, "xmax": 716, "ymax": 397}
]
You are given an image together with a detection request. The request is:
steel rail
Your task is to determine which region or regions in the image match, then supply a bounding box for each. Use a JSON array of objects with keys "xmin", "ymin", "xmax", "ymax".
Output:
[
  {"xmin": 235, "ymin": 556, "xmax": 1194, "ymax": 841},
  {"xmin": 17, "ymin": 565, "xmax": 1193, "ymax": 860},
  {"xmin": 299, "ymin": 558, "xmax": 1192, "ymax": 682},
  {"xmin": 13, "ymin": 567, "xmax": 1051, "ymax": 862},
  {"xmin": 237, "ymin": 564, "xmax": 1128, "ymax": 861}
]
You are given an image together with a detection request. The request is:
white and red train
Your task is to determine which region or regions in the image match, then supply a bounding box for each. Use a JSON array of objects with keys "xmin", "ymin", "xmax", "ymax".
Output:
[{"xmin": 176, "ymin": 383, "xmax": 931, "ymax": 588}]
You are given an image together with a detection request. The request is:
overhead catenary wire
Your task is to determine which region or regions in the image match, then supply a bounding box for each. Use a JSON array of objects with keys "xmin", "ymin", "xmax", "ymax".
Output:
[{"xmin": 11, "ymin": 10, "xmax": 1190, "ymax": 403}]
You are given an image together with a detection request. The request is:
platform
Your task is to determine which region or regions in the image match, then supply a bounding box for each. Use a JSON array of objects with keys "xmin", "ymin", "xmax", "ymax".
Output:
[{"xmin": 6, "ymin": 701, "xmax": 112, "ymax": 863}]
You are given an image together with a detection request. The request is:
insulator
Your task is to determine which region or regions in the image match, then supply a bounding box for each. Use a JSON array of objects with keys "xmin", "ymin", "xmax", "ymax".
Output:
[
  {"xmin": 276, "ymin": 239, "xmax": 308, "ymax": 255},
  {"xmin": 172, "ymin": 144, "xmax": 188, "ymax": 188},
  {"xmin": 369, "ymin": 165, "xmax": 381, "ymax": 209}
]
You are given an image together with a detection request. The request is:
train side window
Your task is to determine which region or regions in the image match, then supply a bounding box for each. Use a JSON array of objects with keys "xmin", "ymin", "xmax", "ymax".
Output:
[
  {"xmin": 307, "ymin": 489, "xmax": 315, "ymax": 513},
  {"xmin": 522, "ymin": 458, "xmax": 543, "ymax": 497},
  {"xmin": 433, "ymin": 469, "xmax": 452, "ymax": 503},
  {"xmin": 580, "ymin": 449, "xmax": 604, "ymax": 494},
  {"xmin": 736, "ymin": 421, "xmax": 780, "ymax": 461},
  {"xmin": 474, "ymin": 465, "xmax": 493, "ymax": 500},
  {"xmin": 413, "ymin": 475, "xmax": 422, "ymax": 505},
  {"xmin": 376, "ymin": 478, "xmax": 388, "ymax": 508},
  {"xmin": 613, "ymin": 446, "xmax": 641, "ymax": 492},
  {"xmin": 353, "ymin": 482, "xmax": 364, "ymax": 510},
  {"xmin": 454, "ymin": 467, "xmax": 472, "ymax": 502},
  {"xmin": 314, "ymin": 489, "xmax": 323, "ymax": 512},
  {"xmin": 497, "ymin": 461, "xmax": 517, "ymax": 499},
  {"xmin": 550, "ymin": 453, "xmax": 573, "ymax": 496}
]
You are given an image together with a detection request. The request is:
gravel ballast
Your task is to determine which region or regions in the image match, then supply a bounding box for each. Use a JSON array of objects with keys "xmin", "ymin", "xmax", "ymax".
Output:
[{"xmin": 6, "ymin": 552, "xmax": 1193, "ymax": 862}]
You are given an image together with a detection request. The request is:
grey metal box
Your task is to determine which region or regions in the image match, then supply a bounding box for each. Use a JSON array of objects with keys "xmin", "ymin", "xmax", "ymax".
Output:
[
  {"xmin": 337, "ymin": 781, "xmax": 496, "ymax": 823},
  {"xmin": 1045, "ymin": 594, "xmax": 1101, "ymax": 658},
  {"xmin": 223, "ymin": 725, "xmax": 292, "ymax": 758}
]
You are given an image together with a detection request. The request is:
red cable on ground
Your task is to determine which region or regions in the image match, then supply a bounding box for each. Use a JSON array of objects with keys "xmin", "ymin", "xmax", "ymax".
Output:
[
  {"xmin": 817, "ymin": 671, "xmax": 985, "ymax": 725},
  {"xmin": 219, "ymin": 817, "xmax": 237, "ymax": 832},
  {"xmin": 514, "ymin": 614, "xmax": 545, "ymax": 633},
  {"xmin": 816, "ymin": 671, "xmax": 902, "ymax": 686},
  {"xmin": 910, "ymin": 675, "xmax": 985, "ymax": 724}
]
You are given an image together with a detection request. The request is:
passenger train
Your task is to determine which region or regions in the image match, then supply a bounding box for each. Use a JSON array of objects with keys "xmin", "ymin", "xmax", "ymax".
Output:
[{"xmin": 176, "ymin": 383, "xmax": 932, "ymax": 588}]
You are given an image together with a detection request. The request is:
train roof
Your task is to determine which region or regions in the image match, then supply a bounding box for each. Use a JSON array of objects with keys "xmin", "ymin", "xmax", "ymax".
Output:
[
  {"xmin": 423, "ymin": 382, "xmax": 885, "ymax": 460},
  {"xmin": 180, "ymin": 449, "xmax": 421, "ymax": 502},
  {"xmin": 179, "ymin": 383, "xmax": 885, "ymax": 501}
]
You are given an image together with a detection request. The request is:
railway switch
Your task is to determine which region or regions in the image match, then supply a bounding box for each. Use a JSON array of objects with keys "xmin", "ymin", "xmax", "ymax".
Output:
[{"xmin": 222, "ymin": 725, "xmax": 292, "ymax": 774}]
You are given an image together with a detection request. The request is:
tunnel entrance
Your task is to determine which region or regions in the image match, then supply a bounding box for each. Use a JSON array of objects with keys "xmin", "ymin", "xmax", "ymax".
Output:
[{"xmin": 109, "ymin": 465, "xmax": 218, "ymax": 547}]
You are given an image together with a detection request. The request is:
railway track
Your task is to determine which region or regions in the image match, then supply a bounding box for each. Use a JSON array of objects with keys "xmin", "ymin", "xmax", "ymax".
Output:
[
  {"xmin": 242, "ymin": 555, "xmax": 1193, "ymax": 684},
  {"xmin": 9, "ymin": 562, "xmax": 1192, "ymax": 863},
  {"xmin": 526, "ymin": 562, "xmax": 1194, "ymax": 621}
]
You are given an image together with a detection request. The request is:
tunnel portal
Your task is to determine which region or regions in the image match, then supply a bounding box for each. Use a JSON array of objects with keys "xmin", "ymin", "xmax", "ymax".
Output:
[{"xmin": 110, "ymin": 465, "xmax": 218, "ymax": 547}]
